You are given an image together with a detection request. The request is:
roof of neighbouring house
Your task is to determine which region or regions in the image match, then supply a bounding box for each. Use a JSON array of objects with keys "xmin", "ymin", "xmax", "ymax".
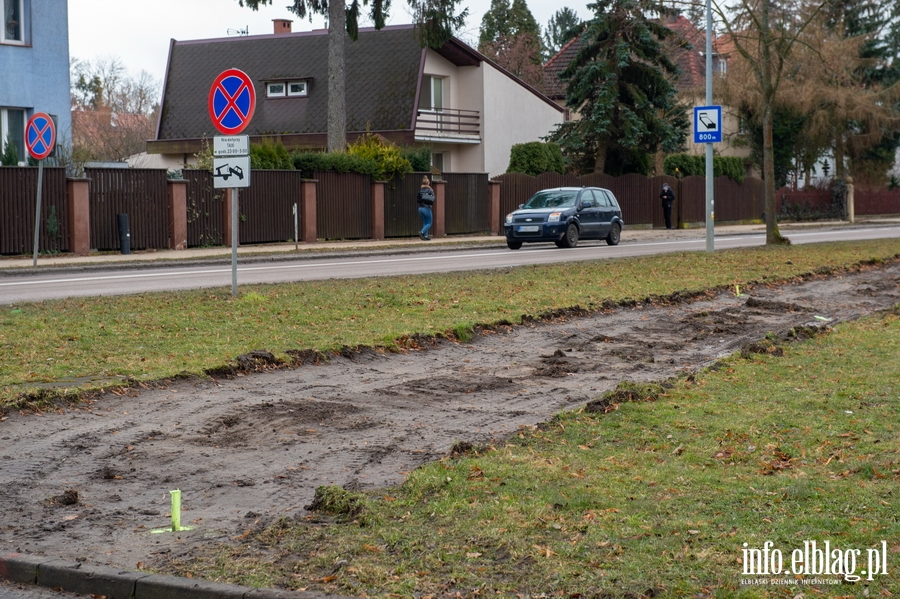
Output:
[
  {"xmin": 542, "ymin": 15, "xmax": 714, "ymax": 101},
  {"xmin": 156, "ymin": 25, "xmax": 434, "ymax": 141}
]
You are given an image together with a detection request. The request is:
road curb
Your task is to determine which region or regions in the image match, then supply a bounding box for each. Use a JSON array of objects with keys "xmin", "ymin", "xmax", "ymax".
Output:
[{"xmin": 0, "ymin": 552, "xmax": 357, "ymax": 599}]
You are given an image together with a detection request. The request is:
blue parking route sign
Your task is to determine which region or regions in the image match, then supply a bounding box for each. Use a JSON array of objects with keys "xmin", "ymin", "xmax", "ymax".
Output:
[{"xmin": 693, "ymin": 105, "xmax": 722, "ymax": 144}]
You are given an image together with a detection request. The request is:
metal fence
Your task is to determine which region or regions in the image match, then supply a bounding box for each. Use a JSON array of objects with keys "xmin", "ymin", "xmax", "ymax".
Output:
[
  {"xmin": 443, "ymin": 173, "xmax": 490, "ymax": 234},
  {"xmin": 495, "ymin": 172, "xmax": 769, "ymax": 227},
  {"xmin": 314, "ymin": 171, "xmax": 372, "ymax": 240},
  {"xmin": 184, "ymin": 169, "xmax": 226, "ymax": 247},
  {"xmin": 385, "ymin": 172, "xmax": 430, "ymax": 238},
  {"xmin": 239, "ymin": 170, "xmax": 304, "ymax": 244},
  {"xmin": 1, "ymin": 165, "xmax": 898, "ymax": 256},
  {"xmin": 86, "ymin": 168, "xmax": 169, "ymax": 251},
  {"xmin": 0, "ymin": 166, "xmax": 69, "ymax": 254}
]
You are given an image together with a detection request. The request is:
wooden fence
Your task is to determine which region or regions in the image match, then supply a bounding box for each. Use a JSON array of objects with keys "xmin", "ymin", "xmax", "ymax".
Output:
[
  {"xmin": 86, "ymin": 168, "xmax": 170, "ymax": 251},
  {"xmin": 1, "ymin": 165, "xmax": 898, "ymax": 256}
]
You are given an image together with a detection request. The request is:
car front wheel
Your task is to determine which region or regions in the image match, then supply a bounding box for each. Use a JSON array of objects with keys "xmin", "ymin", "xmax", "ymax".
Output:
[
  {"xmin": 560, "ymin": 223, "xmax": 579, "ymax": 248},
  {"xmin": 606, "ymin": 222, "xmax": 621, "ymax": 246},
  {"xmin": 507, "ymin": 239, "xmax": 522, "ymax": 250}
]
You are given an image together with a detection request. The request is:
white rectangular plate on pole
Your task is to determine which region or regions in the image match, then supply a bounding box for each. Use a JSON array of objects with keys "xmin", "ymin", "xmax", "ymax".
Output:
[
  {"xmin": 213, "ymin": 156, "xmax": 251, "ymax": 189},
  {"xmin": 214, "ymin": 135, "xmax": 250, "ymax": 157}
]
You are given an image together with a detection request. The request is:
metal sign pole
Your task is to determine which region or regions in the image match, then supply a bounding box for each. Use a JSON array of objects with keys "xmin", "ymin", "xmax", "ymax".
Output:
[
  {"xmin": 232, "ymin": 187, "xmax": 239, "ymax": 297},
  {"xmin": 32, "ymin": 159, "xmax": 44, "ymax": 267},
  {"xmin": 705, "ymin": 0, "xmax": 715, "ymax": 252}
]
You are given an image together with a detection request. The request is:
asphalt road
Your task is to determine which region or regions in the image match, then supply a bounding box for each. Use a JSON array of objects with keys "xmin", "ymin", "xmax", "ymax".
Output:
[{"xmin": 0, "ymin": 226, "xmax": 898, "ymax": 305}]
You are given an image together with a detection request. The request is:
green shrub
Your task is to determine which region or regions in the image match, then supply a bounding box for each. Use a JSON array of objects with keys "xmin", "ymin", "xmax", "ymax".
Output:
[
  {"xmin": 249, "ymin": 139, "xmax": 294, "ymax": 170},
  {"xmin": 291, "ymin": 151, "xmax": 380, "ymax": 177},
  {"xmin": 506, "ymin": 141, "xmax": 565, "ymax": 175},
  {"xmin": 402, "ymin": 145, "xmax": 432, "ymax": 172},
  {"xmin": 663, "ymin": 154, "xmax": 745, "ymax": 182},
  {"xmin": 1, "ymin": 135, "xmax": 18, "ymax": 166},
  {"xmin": 347, "ymin": 132, "xmax": 412, "ymax": 181}
]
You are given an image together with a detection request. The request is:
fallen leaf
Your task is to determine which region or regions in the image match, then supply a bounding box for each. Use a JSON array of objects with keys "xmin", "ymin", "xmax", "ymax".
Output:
[{"xmin": 466, "ymin": 552, "xmax": 482, "ymax": 558}]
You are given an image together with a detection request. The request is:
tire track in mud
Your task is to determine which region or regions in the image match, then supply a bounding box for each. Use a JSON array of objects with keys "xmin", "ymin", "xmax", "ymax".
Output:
[{"xmin": 0, "ymin": 263, "xmax": 897, "ymax": 569}]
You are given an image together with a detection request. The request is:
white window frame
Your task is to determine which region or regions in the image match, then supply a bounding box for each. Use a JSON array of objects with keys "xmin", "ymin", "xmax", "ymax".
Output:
[
  {"xmin": 421, "ymin": 75, "xmax": 444, "ymax": 111},
  {"xmin": 0, "ymin": 107, "xmax": 27, "ymax": 165},
  {"xmin": 2, "ymin": 0, "xmax": 25, "ymax": 44},
  {"xmin": 431, "ymin": 152, "xmax": 444, "ymax": 173},
  {"xmin": 266, "ymin": 82, "xmax": 286, "ymax": 97},
  {"xmin": 287, "ymin": 81, "xmax": 307, "ymax": 97}
]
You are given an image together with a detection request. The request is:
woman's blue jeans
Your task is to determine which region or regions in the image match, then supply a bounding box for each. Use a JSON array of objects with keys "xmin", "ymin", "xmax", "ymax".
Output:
[{"xmin": 418, "ymin": 205, "xmax": 433, "ymax": 237}]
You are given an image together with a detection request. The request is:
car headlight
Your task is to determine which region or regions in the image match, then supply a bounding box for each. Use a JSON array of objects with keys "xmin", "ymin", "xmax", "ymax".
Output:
[
  {"xmin": 505, "ymin": 213, "xmax": 514, "ymax": 224},
  {"xmin": 548, "ymin": 212, "xmax": 562, "ymax": 222}
]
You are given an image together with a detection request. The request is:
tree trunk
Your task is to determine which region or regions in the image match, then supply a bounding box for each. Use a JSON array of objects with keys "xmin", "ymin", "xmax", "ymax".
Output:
[
  {"xmin": 593, "ymin": 144, "xmax": 607, "ymax": 174},
  {"xmin": 760, "ymin": 0, "xmax": 787, "ymax": 245},
  {"xmin": 327, "ymin": 1, "xmax": 347, "ymax": 153}
]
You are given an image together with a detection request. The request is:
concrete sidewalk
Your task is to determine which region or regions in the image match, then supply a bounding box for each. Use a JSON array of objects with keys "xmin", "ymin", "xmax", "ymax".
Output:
[
  {"xmin": 0, "ymin": 551, "xmax": 354, "ymax": 599},
  {"xmin": 3, "ymin": 219, "xmax": 896, "ymax": 272}
]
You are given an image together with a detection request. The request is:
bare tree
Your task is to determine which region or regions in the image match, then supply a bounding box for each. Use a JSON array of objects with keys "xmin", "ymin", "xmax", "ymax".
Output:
[
  {"xmin": 712, "ymin": 0, "xmax": 827, "ymax": 244},
  {"xmin": 70, "ymin": 56, "xmax": 161, "ymax": 161},
  {"xmin": 480, "ymin": 33, "xmax": 545, "ymax": 89}
]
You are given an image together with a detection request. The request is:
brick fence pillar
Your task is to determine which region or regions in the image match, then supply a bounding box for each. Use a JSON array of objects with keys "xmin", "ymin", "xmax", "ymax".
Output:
[
  {"xmin": 432, "ymin": 180, "xmax": 446, "ymax": 238},
  {"xmin": 66, "ymin": 178, "xmax": 90, "ymax": 256},
  {"xmin": 167, "ymin": 179, "xmax": 188, "ymax": 250},
  {"xmin": 371, "ymin": 181, "xmax": 386, "ymax": 240},
  {"xmin": 301, "ymin": 179, "xmax": 318, "ymax": 243},
  {"xmin": 488, "ymin": 180, "xmax": 501, "ymax": 235}
]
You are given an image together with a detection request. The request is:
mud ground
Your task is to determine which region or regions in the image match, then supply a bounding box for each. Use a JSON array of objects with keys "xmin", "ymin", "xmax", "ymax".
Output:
[{"xmin": 1, "ymin": 263, "xmax": 898, "ymax": 572}]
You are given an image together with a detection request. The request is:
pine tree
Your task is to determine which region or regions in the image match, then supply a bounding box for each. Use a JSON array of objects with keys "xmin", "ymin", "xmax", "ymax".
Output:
[
  {"xmin": 542, "ymin": 7, "xmax": 582, "ymax": 58},
  {"xmin": 547, "ymin": 0, "xmax": 686, "ymax": 175}
]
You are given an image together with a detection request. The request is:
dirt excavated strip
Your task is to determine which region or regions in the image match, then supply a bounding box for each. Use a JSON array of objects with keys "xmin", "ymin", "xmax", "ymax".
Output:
[{"xmin": 0, "ymin": 263, "xmax": 898, "ymax": 571}]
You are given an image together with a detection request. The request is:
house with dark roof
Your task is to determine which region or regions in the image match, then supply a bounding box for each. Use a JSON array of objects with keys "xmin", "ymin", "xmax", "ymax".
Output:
[
  {"xmin": 542, "ymin": 15, "xmax": 747, "ymax": 163},
  {"xmin": 147, "ymin": 22, "xmax": 565, "ymax": 176}
]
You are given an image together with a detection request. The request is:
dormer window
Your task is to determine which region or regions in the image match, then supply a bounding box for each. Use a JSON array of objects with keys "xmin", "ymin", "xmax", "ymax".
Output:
[{"xmin": 266, "ymin": 80, "xmax": 309, "ymax": 98}]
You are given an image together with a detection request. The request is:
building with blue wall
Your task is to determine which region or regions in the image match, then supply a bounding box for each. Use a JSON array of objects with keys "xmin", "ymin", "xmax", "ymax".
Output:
[{"xmin": 1, "ymin": 0, "xmax": 71, "ymax": 163}]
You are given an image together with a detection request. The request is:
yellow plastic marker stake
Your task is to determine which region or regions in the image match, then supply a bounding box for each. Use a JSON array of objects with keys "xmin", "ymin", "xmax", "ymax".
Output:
[{"xmin": 150, "ymin": 489, "xmax": 194, "ymax": 533}]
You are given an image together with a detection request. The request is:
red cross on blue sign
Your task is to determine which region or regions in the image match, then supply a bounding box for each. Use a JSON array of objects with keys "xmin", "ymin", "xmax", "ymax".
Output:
[
  {"xmin": 208, "ymin": 69, "xmax": 256, "ymax": 135},
  {"xmin": 25, "ymin": 113, "xmax": 56, "ymax": 160}
]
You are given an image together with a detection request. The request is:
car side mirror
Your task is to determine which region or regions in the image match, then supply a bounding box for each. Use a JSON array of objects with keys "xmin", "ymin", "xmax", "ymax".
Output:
[{"xmin": 518, "ymin": 204, "xmax": 524, "ymax": 209}]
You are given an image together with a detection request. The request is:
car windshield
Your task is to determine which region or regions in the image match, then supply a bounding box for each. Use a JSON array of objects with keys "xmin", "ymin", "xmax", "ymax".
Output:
[{"xmin": 523, "ymin": 190, "xmax": 578, "ymax": 209}]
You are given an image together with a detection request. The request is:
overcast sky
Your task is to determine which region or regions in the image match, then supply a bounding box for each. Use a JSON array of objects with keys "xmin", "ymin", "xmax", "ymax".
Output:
[{"xmin": 68, "ymin": 0, "xmax": 595, "ymax": 88}]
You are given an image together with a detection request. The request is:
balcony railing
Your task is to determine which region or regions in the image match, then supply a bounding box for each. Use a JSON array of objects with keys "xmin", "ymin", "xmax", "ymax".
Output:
[{"xmin": 415, "ymin": 108, "xmax": 480, "ymax": 138}]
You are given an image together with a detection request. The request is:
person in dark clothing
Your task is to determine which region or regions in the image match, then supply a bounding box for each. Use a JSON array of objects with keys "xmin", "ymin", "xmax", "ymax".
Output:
[
  {"xmin": 660, "ymin": 182, "xmax": 675, "ymax": 229},
  {"xmin": 416, "ymin": 176, "xmax": 435, "ymax": 240}
]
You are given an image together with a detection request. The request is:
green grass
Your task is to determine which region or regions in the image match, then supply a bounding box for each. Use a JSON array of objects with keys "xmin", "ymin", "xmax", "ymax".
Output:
[
  {"xmin": 161, "ymin": 307, "xmax": 900, "ymax": 597},
  {"xmin": 1, "ymin": 239, "xmax": 898, "ymax": 408}
]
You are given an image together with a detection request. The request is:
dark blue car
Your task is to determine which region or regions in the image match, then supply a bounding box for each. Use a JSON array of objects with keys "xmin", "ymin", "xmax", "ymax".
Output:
[{"xmin": 504, "ymin": 187, "xmax": 624, "ymax": 250}]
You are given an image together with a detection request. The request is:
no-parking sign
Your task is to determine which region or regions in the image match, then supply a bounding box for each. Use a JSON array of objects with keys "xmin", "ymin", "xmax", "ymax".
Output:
[
  {"xmin": 208, "ymin": 69, "xmax": 256, "ymax": 135},
  {"xmin": 25, "ymin": 112, "xmax": 56, "ymax": 160}
]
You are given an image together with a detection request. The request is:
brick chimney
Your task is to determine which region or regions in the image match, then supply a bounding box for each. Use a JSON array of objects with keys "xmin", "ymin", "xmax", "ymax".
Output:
[{"xmin": 273, "ymin": 19, "xmax": 293, "ymax": 34}]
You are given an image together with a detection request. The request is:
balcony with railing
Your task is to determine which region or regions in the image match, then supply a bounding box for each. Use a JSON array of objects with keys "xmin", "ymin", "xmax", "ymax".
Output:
[{"xmin": 414, "ymin": 108, "xmax": 481, "ymax": 144}]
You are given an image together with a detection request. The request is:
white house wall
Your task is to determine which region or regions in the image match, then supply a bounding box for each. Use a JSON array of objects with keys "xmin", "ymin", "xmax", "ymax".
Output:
[
  {"xmin": 481, "ymin": 63, "xmax": 562, "ymax": 177},
  {"xmin": 422, "ymin": 49, "xmax": 563, "ymax": 177}
]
